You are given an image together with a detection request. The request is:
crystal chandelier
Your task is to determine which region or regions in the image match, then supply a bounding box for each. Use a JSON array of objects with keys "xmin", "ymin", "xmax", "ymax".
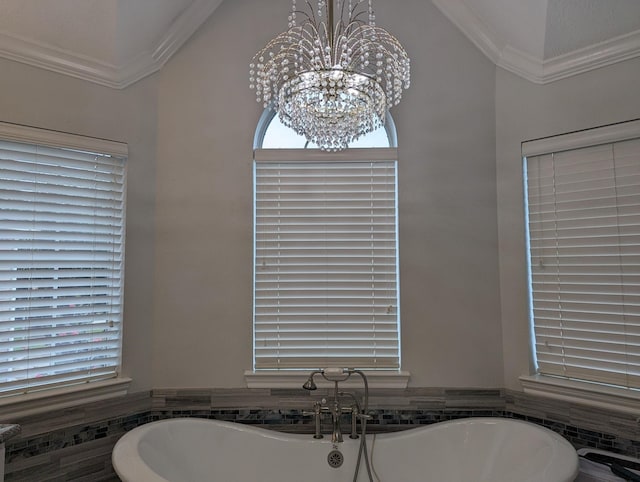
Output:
[{"xmin": 250, "ymin": 0, "xmax": 410, "ymax": 151}]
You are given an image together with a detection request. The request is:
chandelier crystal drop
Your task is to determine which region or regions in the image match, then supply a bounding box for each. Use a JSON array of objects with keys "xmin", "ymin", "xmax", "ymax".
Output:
[{"xmin": 250, "ymin": 0, "xmax": 410, "ymax": 151}]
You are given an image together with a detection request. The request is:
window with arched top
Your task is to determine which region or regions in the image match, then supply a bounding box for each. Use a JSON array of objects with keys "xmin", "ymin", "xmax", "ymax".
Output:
[
  {"xmin": 254, "ymin": 109, "xmax": 397, "ymax": 149},
  {"xmin": 250, "ymin": 110, "xmax": 402, "ymax": 379}
]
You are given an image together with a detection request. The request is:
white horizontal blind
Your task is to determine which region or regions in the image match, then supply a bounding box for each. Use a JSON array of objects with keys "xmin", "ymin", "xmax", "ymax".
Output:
[
  {"xmin": 0, "ymin": 135, "xmax": 126, "ymax": 396},
  {"xmin": 254, "ymin": 157, "xmax": 399, "ymax": 369},
  {"xmin": 525, "ymin": 135, "xmax": 640, "ymax": 389}
]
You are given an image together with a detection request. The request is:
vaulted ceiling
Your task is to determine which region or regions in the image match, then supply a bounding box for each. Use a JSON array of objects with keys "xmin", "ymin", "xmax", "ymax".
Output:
[
  {"xmin": 0, "ymin": 0, "xmax": 224, "ymax": 88},
  {"xmin": 432, "ymin": 0, "xmax": 640, "ymax": 83},
  {"xmin": 0, "ymin": 0, "xmax": 638, "ymax": 88}
]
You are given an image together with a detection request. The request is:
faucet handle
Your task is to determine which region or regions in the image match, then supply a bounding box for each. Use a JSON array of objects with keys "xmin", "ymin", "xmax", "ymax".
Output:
[
  {"xmin": 303, "ymin": 401, "xmax": 324, "ymax": 439},
  {"xmin": 303, "ymin": 400, "xmax": 322, "ymax": 416}
]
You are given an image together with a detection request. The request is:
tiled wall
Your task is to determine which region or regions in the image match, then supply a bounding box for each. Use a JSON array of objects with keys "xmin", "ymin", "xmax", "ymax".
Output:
[
  {"xmin": 4, "ymin": 392, "xmax": 152, "ymax": 482},
  {"xmin": 506, "ymin": 391, "xmax": 640, "ymax": 458},
  {"xmin": 4, "ymin": 388, "xmax": 640, "ymax": 481}
]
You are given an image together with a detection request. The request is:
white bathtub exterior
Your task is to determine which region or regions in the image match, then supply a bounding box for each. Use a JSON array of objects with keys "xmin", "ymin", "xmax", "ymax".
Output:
[{"xmin": 112, "ymin": 417, "xmax": 579, "ymax": 482}]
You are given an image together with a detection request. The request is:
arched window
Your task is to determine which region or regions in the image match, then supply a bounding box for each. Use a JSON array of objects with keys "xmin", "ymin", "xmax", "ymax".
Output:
[
  {"xmin": 251, "ymin": 110, "xmax": 401, "ymax": 374},
  {"xmin": 254, "ymin": 109, "xmax": 397, "ymax": 149}
]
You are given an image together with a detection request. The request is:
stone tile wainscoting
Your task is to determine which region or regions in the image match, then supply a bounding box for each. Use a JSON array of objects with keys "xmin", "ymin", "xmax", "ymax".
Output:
[
  {"xmin": 3, "ymin": 387, "xmax": 640, "ymax": 481},
  {"xmin": 4, "ymin": 392, "xmax": 152, "ymax": 481}
]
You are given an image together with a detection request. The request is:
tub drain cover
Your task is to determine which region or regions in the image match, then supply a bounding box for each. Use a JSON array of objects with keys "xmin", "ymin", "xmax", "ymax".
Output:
[{"xmin": 327, "ymin": 449, "xmax": 344, "ymax": 468}]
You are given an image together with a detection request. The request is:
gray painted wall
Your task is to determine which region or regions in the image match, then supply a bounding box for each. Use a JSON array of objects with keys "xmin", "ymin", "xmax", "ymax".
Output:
[
  {"xmin": 152, "ymin": 0, "xmax": 502, "ymax": 388},
  {"xmin": 0, "ymin": 58, "xmax": 158, "ymax": 393},
  {"xmin": 8, "ymin": 0, "xmax": 637, "ymax": 397},
  {"xmin": 496, "ymin": 57, "xmax": 640, "ymax": 390}
]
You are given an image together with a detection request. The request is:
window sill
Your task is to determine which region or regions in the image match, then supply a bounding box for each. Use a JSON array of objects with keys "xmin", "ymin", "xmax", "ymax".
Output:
[
  {"xmin": 0, "ymin": 377, "xmax": 132, "ymax": 420},
  {"xmin": 245, "ymin": 370, "xmax": 410, "ymax": 389},
  {"xmin": 520, "ymin": 374, "xmax": 640, "ymax": 416}
]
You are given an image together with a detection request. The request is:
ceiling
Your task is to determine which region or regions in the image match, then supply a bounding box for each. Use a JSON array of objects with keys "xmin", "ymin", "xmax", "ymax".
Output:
[
  {"xmin": 0, "ymin": 0, "xmax": 638, "ymax": 88},
  {"xmin": 0, "ymin": 0, "xmax": 224, "ymax": 88},
  {"xmin": 432, "ymin": 0, "xmax": 640, "ymax": 83}
]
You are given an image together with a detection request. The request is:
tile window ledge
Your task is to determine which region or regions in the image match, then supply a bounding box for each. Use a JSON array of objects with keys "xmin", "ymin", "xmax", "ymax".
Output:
[
  {"xmin": 245, "ymin": 370, "xmax": 410, "ymax": 389},
  {"xmin": 0, "ymin": 377, "xmax": 132, "ymax": 420},
  {"xmin": 520, "ymin": 374, "xmax": 640, "ymax": 416}
]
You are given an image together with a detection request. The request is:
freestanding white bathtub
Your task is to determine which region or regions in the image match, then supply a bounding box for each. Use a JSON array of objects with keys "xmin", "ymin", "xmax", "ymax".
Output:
[{"xmin": 112, "ymin": 417, "xmax": 579, "ymax": 482}]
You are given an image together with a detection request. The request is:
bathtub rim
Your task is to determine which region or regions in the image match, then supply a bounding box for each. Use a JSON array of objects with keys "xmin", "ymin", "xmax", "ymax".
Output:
[{"xmin": 112, "ymin": 416, "xmax": 579, "ymax": 481}]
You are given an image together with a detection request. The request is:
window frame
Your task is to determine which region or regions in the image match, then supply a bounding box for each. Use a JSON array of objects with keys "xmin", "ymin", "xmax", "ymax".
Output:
[
  {"xmin": 521, "ymin": 118, "xmax": 640, "ymax": 413},
  {"xmin": 253, "ymin": 109, "xmax": 398, "ymax": 150},
  {"xmin": 246, "ymin": 110, "xmax": 409, "ymax": 388},
  {"xmin": 0, "ymin": 122, "xmax": 130, "ymax": 417}
]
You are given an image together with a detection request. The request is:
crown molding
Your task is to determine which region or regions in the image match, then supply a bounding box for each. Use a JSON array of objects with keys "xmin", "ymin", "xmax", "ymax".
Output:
[
  {"xmin": 540, "ymin": 30, "xmax": 640, "ymax": 83},
  {"xmin": 151, "ymin": 0, "xmax": 224, "ymax": 69},
  {"xmin": 431, "ymin": 0, "xmax": 505, "ymax": 66},
  {"xmin": 431, "ymin": 0, "xmax": 640, "ymax": 84},
  {"xmin": 0, "ymin": 0, "xmax": 224, "ymax": 89},
  {"xmin": 0, "ymin": 30, "xmax": 120, "ymax": 88}
]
